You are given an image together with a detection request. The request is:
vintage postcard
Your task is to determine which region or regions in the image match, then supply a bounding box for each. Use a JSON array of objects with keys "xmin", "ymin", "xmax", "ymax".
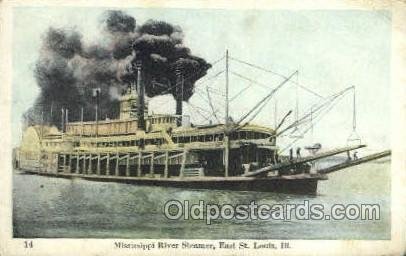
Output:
[{"xmin": 0, "ymin": 0, "xmax": 405, "ymax": 255}]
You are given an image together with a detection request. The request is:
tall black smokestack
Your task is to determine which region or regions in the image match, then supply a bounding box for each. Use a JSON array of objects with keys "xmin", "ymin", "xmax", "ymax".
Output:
[
  {"xmin": 136, "ymin": 63, "xmax": 145, "ymax": 130},
  {"xmin": 175, "ymin": 66, "xmax": 184, "ymax": 127}
]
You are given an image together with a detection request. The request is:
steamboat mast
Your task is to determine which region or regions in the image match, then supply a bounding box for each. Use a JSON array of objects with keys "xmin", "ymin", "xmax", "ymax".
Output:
[{"xmin": 136, "ymin": 62, "xmax": 146, "ymax": 130}]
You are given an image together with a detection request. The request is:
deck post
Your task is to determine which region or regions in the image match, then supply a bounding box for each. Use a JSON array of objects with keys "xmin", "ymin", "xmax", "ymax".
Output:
[
  {"xmin": 149, "ymin": 152, "xmax": 155, "ymax": 177},
  {"xmin": 88, "ymin": 154, "xmax": 92, "ymax": 174},
  {"xmin": 115, "ymin": 152, "xmax": 119, "ymax": 176},
  {"xmin": 76, "ymin": 153, "xmax": 79, "ymax": 173},
  {"xmin": 67, "ymin": 154, "xmax": 72, "ymax": 173},
  {"xmin": 82, "ymin": 154, "xmax": 86, "ymax": 174},
  {"xmin": 106, "ymin": 153, "xmax": 110, "ymax": 175},
  {"xmin": 126, "ymin": 154, "xmax": 130, "ymax": 176},
  {"xmin": 62, "ymin": 154, "xmax": 67, "ymax": 173},
  {"xmin": 224, "ymin": 136, "xmax": 229, "ymax": 177},
  {"xmin": 137, "ymin": 152, "xmax": 142, "ymax": 177},
  {"xmin": 55, "ymin": 154, "xmax": 59, "ymax": 174},
  {"xmin": 180, "ymin": 149, "xmax": 188, "ymax": 178},
  {"xmin": 97, "ymin": 153, "xmax": 101, "ymax": 175},
  {"xmin": 164, "ymin": 151, "xmax": 169, "ymax": 178}
]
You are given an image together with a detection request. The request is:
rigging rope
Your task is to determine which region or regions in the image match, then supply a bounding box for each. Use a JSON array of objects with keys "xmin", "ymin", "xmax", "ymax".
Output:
[
  {"xmin": 229, "ymin": 56, "xmax": 324, "ymax": 99},
  {"xmin": 206, "ymin": 87, "xmax": 226, "ymax": 97},
  {"xmin": 185, "ymin": 102, "xmax": 211, "ymax": 122},
  {"xmin": 295, "ymin": 71, "xmax": 300, "ymax": 126},
  {"xmin": 347, "ymin": 86, "xmax": 361, "ymax": 144},
  {"xmin": 353, "ymin": 86, "xmax": 357, "ymax": 130},
  {"xmin": 210, "ymin": 55, "xmax": 226, "ymax": 66},
  {"xmin": 280, "ymin": 92, "xmax": 348, "ymax": 152},
  {"xmin": 156, "ymin": 55, "xmax": 226, "ymax": 96},
  {"xmin": 243, "ymin": 94, "xmax": 274, "ymax": 125},
  {"xmin": 206, "ymin": 86, "xmax": 221, "ymax": 123},
  {"xmin": 236, "ymin": 70, "xmax": 298, "ymax": 125},
  {"xmin": 195, "ymin": 70, "xmax": 225, "ymax": 87},
  {"xmin": 230, "ymin": 83, "xmax": 253, "ymax": 102},
  {"xmin": 276, "ymin": 86, "xmax": 354, "ymax": 137},
  {"xmin": 230, "ymin": 71, "xmax": 270, "ymax": 90},
  {"xmin": 194, "ymin": 87, "xmax": 225, "ymax": 108}
]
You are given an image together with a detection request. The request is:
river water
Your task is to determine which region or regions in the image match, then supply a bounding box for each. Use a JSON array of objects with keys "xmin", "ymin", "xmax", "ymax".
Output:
[{"xmin": 13, "ymin": 160, "xmax": 390, "ymax": 239}]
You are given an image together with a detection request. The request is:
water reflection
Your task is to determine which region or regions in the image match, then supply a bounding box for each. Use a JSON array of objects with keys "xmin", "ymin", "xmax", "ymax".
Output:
[{"xmin": 13, "ymin": 162, "xmax": 390, "ymax": 239}]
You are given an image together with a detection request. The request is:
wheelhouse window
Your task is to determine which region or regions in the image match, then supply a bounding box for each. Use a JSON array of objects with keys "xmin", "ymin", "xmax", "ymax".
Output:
[
  {"xmin": 230, "ymin": 132, "xmax": 238, "ymax": 140},
  {"xmin": 239, "ymin": 131, "xmax": 246, "ymax": 139}
]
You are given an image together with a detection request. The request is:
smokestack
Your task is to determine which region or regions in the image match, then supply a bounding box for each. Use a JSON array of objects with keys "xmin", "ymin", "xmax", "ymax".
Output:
[
  {"xmin": 129, "ymin": 64, "xmax": 136, "ymax": 94},
  {"xmin": 175, "ymin": 67, "xmax": 184, "ymax": 127},
  {"xmin": 136, "ymin": 62, "xmax": 145, "ymax": 130}
]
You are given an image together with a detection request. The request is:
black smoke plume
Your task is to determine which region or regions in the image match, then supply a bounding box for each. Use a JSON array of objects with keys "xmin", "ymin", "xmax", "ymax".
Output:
[{"xmin": 23, "ymin": 10, "xmax": 211, "ymax": 128}]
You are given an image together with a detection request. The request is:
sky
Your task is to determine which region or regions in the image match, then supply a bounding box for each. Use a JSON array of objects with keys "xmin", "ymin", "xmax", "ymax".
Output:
[{"xmin": 12, "ymin": 7, "xmax": 391, "ymax": 152}]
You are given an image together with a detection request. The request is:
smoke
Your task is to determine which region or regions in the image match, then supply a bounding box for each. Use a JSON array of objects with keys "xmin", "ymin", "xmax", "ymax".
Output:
[{"xmin": 24, "ymin": 10, "xmax": 211, "ymax": 128}]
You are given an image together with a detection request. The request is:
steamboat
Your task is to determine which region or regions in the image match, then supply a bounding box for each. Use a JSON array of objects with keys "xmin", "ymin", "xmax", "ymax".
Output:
[{"xmin": 14, "ymin": 51, "xmax": 390, "ymax": 194}]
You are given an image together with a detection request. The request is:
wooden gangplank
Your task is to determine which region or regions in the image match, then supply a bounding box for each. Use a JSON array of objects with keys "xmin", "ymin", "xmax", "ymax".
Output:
[
  {"xmin": 318, "ymin": 150, "xmax": 391, "ymax": 174},
  {"xmin": 243, "ymin": 144, "xmax": 366, "ymax": 177}
]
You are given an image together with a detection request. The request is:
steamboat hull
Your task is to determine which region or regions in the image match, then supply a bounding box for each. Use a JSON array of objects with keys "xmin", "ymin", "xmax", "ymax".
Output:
[{"xmin": 17, "ymin": 169, "xmax": 325, "ymax": 194}]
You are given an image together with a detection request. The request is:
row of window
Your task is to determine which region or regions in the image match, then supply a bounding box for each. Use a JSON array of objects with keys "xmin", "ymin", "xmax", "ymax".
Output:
[
  {"xmin": 173, "ymin": 131, "xmax": 271, "ymax": 143},
  {"xmin": 70, "ymin": 131, "xmax": 272, "ymax": 149},
  {"xmin": 77, "ymin": 138, "xmax": 165, "ymax": 148},
  {"xmin": 231, "ymin": 131, "xmax": 270, "ymax": 140},
  {"xmin": 150, "ymin": 116, "xmax": 177, "ymax": 124},
  {"xmin": 43, "ymin": 142, "xmax": 60, "ymax": 147},
  {"xmin": 173, "ymin": 134, "xmax": 223, "ymax": 143}
]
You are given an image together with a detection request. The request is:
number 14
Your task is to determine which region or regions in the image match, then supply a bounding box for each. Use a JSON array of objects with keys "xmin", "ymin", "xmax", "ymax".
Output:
[{"xmin": 24, "ymin": 240, "xmax": 33, "ymax": 248}]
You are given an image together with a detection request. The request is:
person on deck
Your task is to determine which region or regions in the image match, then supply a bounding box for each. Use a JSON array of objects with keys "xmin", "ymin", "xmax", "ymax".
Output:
[
  {"xmin": 289, "ymin": 148, "xmax": 293, "ymax": 161},
  {"xmin": 296, "ymin": 147, "xmax": 301, "ymax": 159}
]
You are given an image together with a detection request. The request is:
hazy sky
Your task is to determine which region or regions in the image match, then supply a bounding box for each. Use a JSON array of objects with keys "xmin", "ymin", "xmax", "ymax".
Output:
[{"xmin": 12, "ymin": 7, "xmax": 391, "ymax": 151}]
